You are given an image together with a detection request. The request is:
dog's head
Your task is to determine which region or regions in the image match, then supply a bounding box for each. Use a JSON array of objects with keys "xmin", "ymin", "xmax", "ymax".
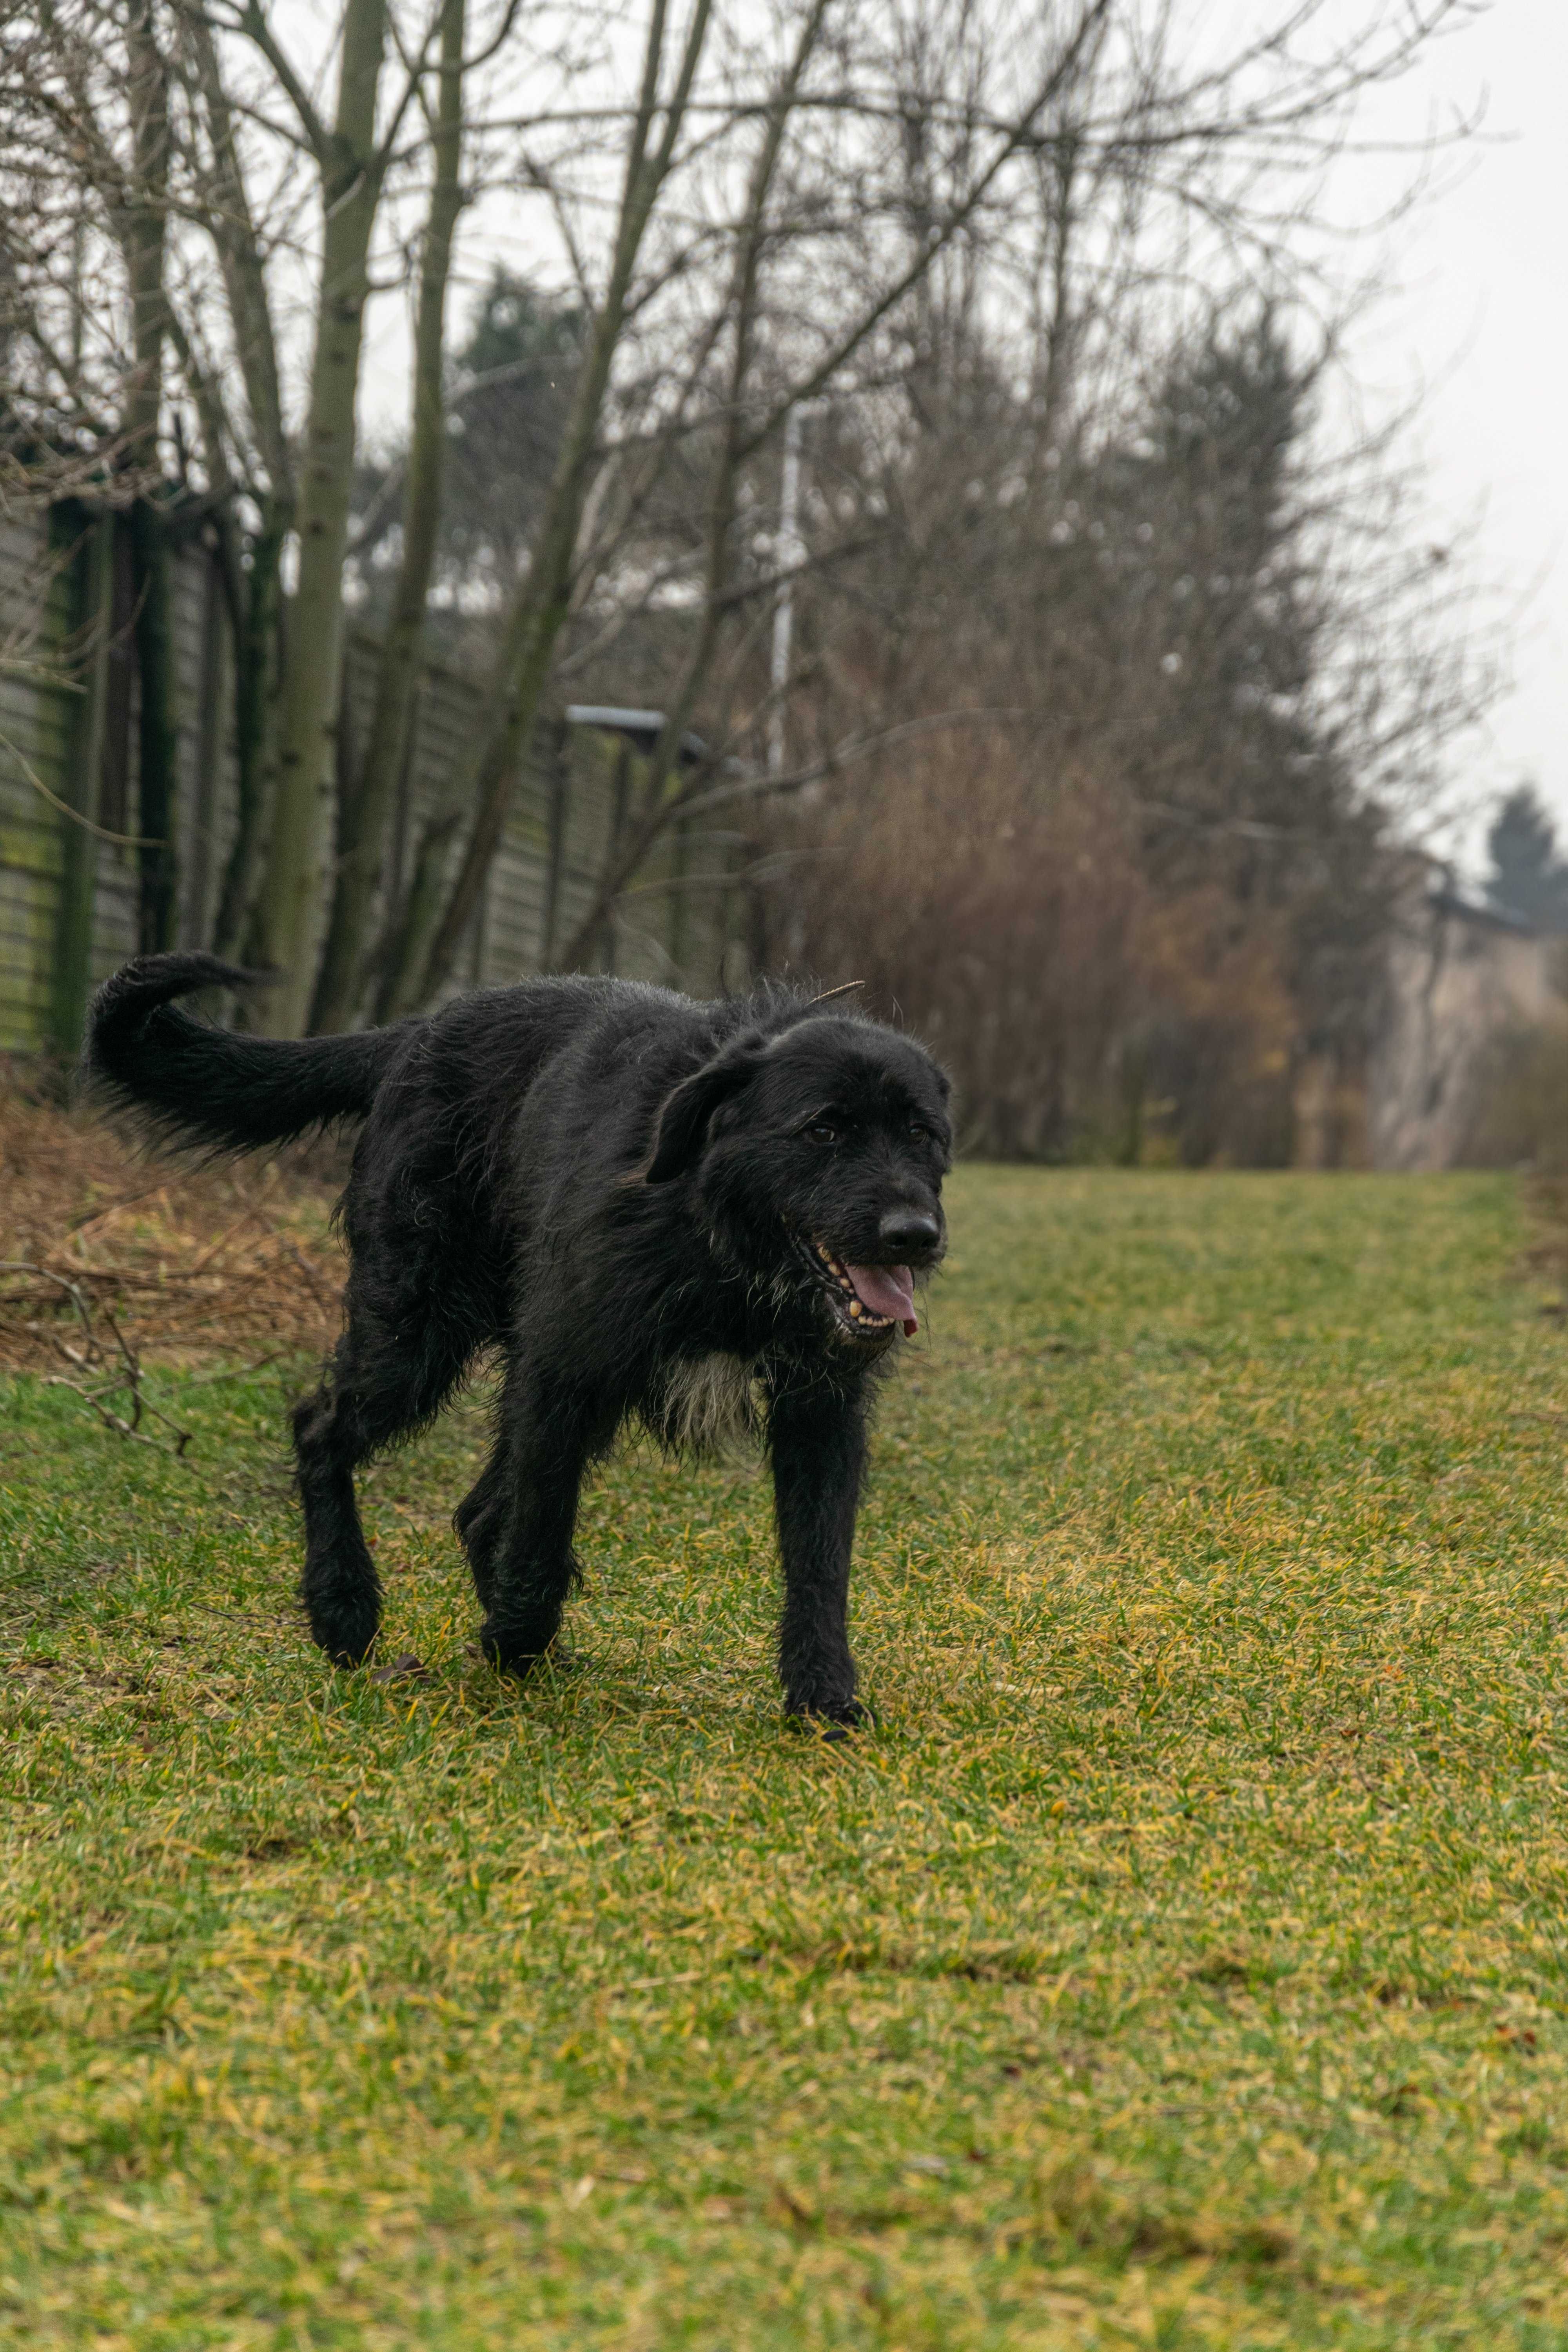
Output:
[{"xmin": 643, "ymin": 1013, "xmax": 951, "ymax": 1348}]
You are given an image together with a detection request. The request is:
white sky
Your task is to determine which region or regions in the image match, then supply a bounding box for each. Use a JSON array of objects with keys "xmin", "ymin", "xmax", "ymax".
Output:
[{"xmin": 1328, "ymin": 0, "xmax": 1567, "ymax": 869}]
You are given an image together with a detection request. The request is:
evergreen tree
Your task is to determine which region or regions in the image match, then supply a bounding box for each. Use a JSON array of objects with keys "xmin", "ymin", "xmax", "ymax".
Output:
[
  {"xmin": 1485, "ymin": 784, "xmax": 1568, "ymax": 932},
  {"xmin": 348, "ymin": 270, "xmax": 584, "ymax": 653},
  {"xmin": 1122, "ymin": 314, "xmax": 1387, "ymax": 1049},
  {"xmin": 439, "ymin": 271, "xmax": 585, "ymax": 606}
]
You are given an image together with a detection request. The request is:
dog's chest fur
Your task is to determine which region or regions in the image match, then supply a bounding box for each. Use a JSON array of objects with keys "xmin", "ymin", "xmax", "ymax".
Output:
[{"xmin": 653, "ymin": 1351, "xmax": 761, "ymax": 1456}]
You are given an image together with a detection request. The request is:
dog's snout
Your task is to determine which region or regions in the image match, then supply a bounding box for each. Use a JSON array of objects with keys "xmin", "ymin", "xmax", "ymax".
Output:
[{"xmin": 879, "ymin": 1207, "xmax": 942, "ymax": 1259}]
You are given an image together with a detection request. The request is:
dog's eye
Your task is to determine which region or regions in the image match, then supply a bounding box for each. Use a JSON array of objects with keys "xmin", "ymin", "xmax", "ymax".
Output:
[
  {"xmin": 908, "ymin": 1120, "xmax": 930, "ymax": 1141},
  {"xmin": 802, "ymin": 1121, "xmax": 839, "ymax": 1145}
]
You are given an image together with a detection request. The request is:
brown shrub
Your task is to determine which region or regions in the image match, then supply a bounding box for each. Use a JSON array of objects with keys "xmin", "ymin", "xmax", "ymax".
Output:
[{"xmin": 770, "ymin": 746, "xmax": 1309, "ymax": 1164}]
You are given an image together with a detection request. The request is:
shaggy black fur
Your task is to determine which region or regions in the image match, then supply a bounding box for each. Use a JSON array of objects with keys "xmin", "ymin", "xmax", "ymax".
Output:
[{"xmin": 83, "ymin": 953, "xmax": 952, "ymax": 1727}]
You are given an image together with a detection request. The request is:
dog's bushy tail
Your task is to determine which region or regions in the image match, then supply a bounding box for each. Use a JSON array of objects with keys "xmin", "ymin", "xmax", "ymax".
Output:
[{"xmin": 82, "ymin": 952, "xmax": 409, "ymax": 1152}]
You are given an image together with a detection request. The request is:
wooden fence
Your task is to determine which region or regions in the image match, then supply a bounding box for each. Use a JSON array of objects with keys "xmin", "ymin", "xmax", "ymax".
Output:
[{"xmin": 0, "ymin": 505, "xmax": 748, "ymax": 1054}]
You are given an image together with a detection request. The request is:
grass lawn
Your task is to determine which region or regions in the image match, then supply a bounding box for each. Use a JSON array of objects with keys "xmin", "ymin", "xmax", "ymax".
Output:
[{"xmin": 4, "ymin": 1167, "xmax": 1568, "ymax": 2349}]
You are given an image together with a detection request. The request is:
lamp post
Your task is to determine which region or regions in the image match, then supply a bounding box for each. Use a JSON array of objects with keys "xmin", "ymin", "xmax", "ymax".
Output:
[{"xmin": 768, "ymin": 403, "xmax": 806, "ymax": 780}]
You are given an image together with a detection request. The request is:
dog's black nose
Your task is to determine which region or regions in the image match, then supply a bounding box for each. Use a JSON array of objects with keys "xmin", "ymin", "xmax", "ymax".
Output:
[{"xmin": 879, "ymin": 1207, "xmax": 942, "ymax": 1258}]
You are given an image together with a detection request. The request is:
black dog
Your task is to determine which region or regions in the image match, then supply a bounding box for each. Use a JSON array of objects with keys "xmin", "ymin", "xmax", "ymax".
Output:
[{"xmin": 84, "ymin": 954, "xmax": 951, "ymax": 1727}]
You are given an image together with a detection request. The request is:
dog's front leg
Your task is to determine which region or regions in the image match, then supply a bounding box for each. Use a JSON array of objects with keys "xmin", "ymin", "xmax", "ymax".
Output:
[{"xmin": 769, "ymin": 1377, "xmax": 869, "ymax": 1728}]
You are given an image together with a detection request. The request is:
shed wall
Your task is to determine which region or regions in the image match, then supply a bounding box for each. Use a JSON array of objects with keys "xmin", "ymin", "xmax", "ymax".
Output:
[{"xmin": 0, "ymin": 510, "xmax": 742, "ymax": 1052}]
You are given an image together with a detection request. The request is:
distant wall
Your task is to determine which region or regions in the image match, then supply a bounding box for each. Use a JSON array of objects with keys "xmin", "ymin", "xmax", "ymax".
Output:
[
  {"xmin": 0, "ymin": 507, "xmax": 745, "ymax": 1053},
  {"xmin": 1368, "ymin": 869, "xmax": 1567, "ymax": 1170}
]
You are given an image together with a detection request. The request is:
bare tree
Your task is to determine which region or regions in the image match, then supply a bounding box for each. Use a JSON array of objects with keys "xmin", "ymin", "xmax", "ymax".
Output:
[
  {"xmin": 384, "ymin": 0, "xmax": 1125, "ymax": 1010},
  {"xmin": 0, "ymin": 0, "xmax": 1492, "ymax": 1088},
  {"xmin": 310, "ymin": 0, "xmax": 468, "ymax": 1034},
  {"xmin": 388, "ymin": 0, "xmax": 1486, "ymax": 1011},
  {"xmin": 204, "ymin": 0, "xmax": 465, "ymax": 1033}
]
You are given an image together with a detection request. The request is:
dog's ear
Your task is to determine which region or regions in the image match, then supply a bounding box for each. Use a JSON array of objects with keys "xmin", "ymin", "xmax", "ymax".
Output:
[{"xmin": 643, "ymin": 1040, "xmax": 765, "ymax": 1183}]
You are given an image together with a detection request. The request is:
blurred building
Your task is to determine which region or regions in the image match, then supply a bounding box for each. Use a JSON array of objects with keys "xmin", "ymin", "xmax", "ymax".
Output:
[{"xmin": 1366, "ymin": 859, "xmax": 1567, "ymax": 1169}]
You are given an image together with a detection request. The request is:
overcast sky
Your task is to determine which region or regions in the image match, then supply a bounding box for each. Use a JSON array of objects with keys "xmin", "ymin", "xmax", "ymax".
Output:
[{"xmin": 1335, "ymin": 0, "xmax": 1566, "ymax": 869}]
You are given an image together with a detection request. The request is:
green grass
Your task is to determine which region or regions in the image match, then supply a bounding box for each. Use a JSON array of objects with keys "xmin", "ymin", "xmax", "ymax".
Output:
[{"xmin": 4, "ymin": 1169, "xmax": 1568, "ymax": 2349}]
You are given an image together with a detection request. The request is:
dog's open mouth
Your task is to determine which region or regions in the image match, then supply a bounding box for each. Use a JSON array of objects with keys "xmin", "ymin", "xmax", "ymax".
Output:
[{"xmin": 804, "ymin": 1237, "xmax": 918, "ymax": 1339}]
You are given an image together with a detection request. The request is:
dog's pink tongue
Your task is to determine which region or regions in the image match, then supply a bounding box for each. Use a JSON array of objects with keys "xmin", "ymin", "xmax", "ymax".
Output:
[{"xmin": 846, "ymin": 1263, "xmax": 918, "ymax": 1336}]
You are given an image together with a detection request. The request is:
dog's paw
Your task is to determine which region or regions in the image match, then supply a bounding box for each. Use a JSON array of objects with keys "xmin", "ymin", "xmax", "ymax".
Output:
[
  {"xmin": 478, "ymin": 1632, "xmax": 540, "ymax": 1679},
  {"xmin": 788, "ymin": 1698, "xmax": 870, "ymax": 1740},
  {"xmin": 311, "ymin": 1598, "xmax": 382, "ymax": 1670},
  {"xmin": 322, "ymin": 1629, "xmax": 380, "ymax": 1670},
  {"xmin": 477, "ymin": 1618, "xmax": 568, "ymax": 1678}
]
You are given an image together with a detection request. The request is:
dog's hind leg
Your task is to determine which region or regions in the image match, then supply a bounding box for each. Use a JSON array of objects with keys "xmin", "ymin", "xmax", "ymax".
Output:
[
  {"xmin": 292, "ymin": 1289, "xmax": 479, "ymax": 1666},
  {"xmin": 476, "ymin": 1366, "xmax": 612, "ymax": 1676},
  {"xmin": 454, "ymin": 1447, "xmax": 507, "ymax": 1612},
  {"xmin": 769, "ymin": 1377, "xmax": 869, "ymax": 1728},
  {"xmin": 454, "ymin": 1348, "xmax": 552, "ymax": 1614}
]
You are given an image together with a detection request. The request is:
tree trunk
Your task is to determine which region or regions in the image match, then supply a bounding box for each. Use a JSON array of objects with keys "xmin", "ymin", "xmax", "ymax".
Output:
[
  {"xmin": 183, "ymin": 9, "xmax": 293, "ymax": 503},
  {"xmin": 122, "ymin": 0, "xmax": 167, "ymax": 476},
  {"xmin": 211, "ymin": 506, "xmax": 288, "ymax": 964},
  {"xmin": 122, "ymin": 0, "xmax": 177, "ymax": 951},
  {"xmin": 249, "ymin": 0, "xmax": 387, "ymax": 1034},
  {"xmin": 181, "ymin": 16, "xmax": 294, "ymax": 972},
  {"xmin": 311, "ymin": 0, "xmax": 465, "ymax": 1034},
  {"xmin": 371, "ymin": 800, "xmax": 465, "ymax": 1022}
]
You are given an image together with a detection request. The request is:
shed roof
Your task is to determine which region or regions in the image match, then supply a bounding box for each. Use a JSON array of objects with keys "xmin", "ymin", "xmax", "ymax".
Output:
[{"xmin": 565, "ymin": 705, "xmax": 709, "ymax": 769}]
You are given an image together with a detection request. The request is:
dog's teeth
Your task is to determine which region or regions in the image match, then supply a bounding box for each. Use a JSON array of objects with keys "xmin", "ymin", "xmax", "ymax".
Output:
[{"xmin": 849, "ymin": 1301, "xmax": 862, "ymax": 1318}]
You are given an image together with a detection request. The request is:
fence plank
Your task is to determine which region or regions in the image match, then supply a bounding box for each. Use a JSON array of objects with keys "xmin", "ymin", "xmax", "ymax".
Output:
[{"xmin": 50, "ymin": 517, "xmax": 114, "ymax": 1055}]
